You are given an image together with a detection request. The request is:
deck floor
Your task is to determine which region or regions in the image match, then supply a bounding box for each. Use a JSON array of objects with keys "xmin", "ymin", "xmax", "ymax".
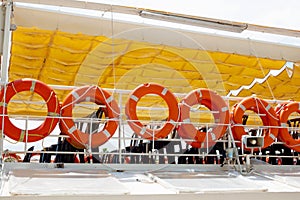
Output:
[{"xmin": 1, "ymin": 162, "xmax": 300, "ymax": 199}]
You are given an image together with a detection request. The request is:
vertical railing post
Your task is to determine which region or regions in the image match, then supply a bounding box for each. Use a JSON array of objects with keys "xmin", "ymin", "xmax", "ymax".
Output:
[
  {"xmin": 0, "ymin": 0, "xmax": 13, "ymax": 166},
  {"xmin": 118, "ymin": 92, "xmax": 122, "ymax": 164}
]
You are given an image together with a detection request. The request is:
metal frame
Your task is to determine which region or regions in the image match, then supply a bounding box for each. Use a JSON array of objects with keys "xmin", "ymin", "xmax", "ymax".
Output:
[{"xmin": 0, "ymin": 0, "xmax": 13, "ymax": 166}]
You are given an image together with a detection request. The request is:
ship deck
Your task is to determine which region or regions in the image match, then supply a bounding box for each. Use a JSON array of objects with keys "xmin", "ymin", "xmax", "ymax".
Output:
[{"xmin": 1, "ymin": 162, "xmax": 300, "ymax": 199}]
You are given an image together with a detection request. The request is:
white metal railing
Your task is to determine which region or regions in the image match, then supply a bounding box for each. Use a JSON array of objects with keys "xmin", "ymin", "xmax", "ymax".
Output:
[{"xmin": 1, "ymin": 113, "xmax": 300, "ymax": 165}]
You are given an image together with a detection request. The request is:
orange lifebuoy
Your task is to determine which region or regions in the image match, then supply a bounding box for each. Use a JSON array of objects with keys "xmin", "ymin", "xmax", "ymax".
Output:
[
  {"xmin": 60, "ymin": 85, "xmax": 120, "ymax": 149},
  {"xmin": 0, "ymin": 79, "xmax": 60, "ymax": 142},
  {"xmin": 177, "ymin": 89, "xmax": 230, "ymax": 148},
  {"xmin": 125, "ymin": 83, "xmax": 179, "ymax": 139},
  {"xmin": 2, "ymin": 152, "xmax": 22, "ymax": 162},
  {"xmin": 275, "ymin": 103, "xmax": 286, "ymax": 114},
  {"xmin": 278, "ymin": 102, "xmax": 300, "ymax": 152},
  {"xmin": 231, "ymin": 97, "xmax": 279, "ymax": 149}
]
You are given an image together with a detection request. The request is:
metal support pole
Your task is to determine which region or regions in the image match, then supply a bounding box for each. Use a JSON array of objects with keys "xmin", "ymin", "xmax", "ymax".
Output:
[
  {"xmin": 1, "ymin": 0, "xmax": 12, "ymax": 84},
  {"xmin": 118, "ymin": 92, "xmax": 122, "ymax": 164},
  {"xmin": 0, "ymin": 0, "xmax": 13, "ymax": 166},
  {"xmin": 227, "ymin": 125, "xmax": 246, "ymax": 175},
  {"xmin": 89, "ymin": 117, "xmax": 93, "ymax": 164}
]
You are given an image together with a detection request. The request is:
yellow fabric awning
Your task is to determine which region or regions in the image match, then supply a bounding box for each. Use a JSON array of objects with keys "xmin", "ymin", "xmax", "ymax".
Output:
[{"xmin": 7, "ymin": 27, "xmax": 299, "ymax": 122}]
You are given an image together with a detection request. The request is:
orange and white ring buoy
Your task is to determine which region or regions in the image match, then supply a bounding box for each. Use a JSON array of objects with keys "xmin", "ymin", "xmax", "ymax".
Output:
[
  {"xmin": 60, "ymin": 85, "xmax": 120, "ymax": 149},
  {"xmin": 231, "ymin": 97, "xmax": 279, "ymax": 149},
  {"xmin": 2, "ymin": 152, "xmax": 22, "ymax": 162},
  {"xmin": 0, "ymin": 79, "xmax": 60, "ymax": 142},
  {"xmin": 274, "ymin": 103, "xmax": 286, "ymax": 115},
  {"xmin": 125, "ymin": 83, "xmax": 179, "ymax": 139},
  {"xmin": 177, "ymin": 88, "xmax": 230, "ymax": 148},
  {"xmin": 278, "ymin": 102, "xmax": 300, "ymax": 152}
]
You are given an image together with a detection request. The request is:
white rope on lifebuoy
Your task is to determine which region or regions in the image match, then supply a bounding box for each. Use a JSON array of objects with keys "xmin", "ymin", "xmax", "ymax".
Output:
[
  {"xmin": 0, "ymin": 79, "xmax": 60, "ymax": 142},
  {"xmin": 60, "ymin": 85, "xmax": 120, "ymax": 149}
]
